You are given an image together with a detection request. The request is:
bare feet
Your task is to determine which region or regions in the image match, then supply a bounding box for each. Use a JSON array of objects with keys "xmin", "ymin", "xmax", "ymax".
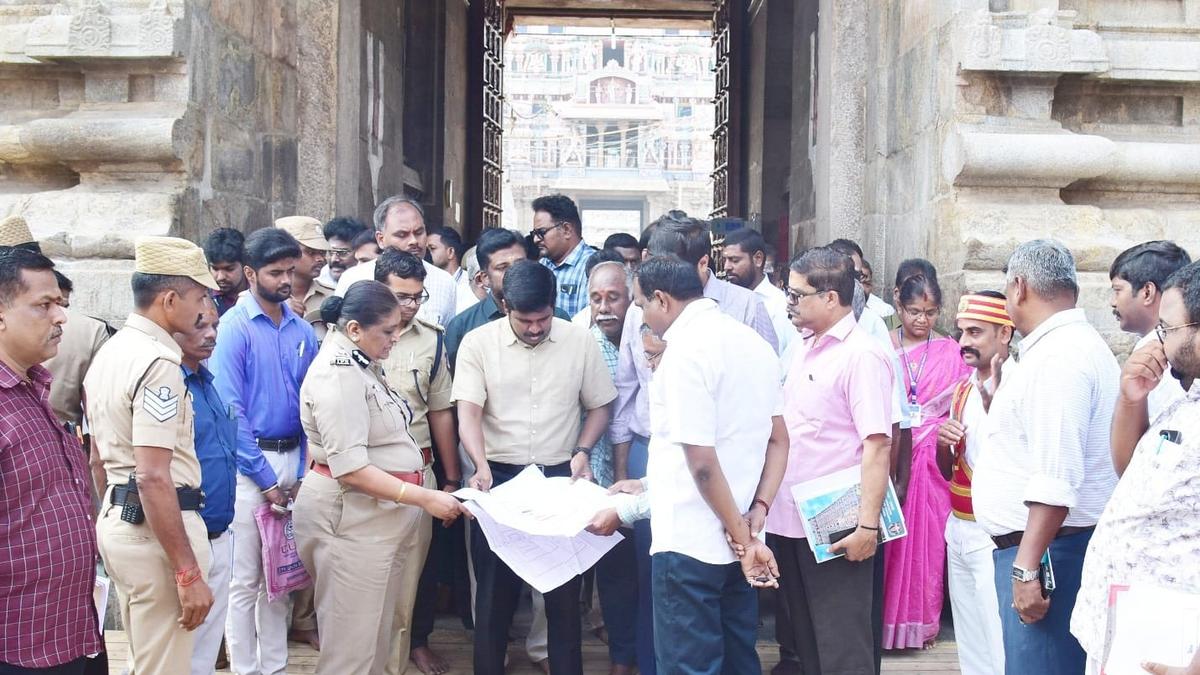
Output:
[
  {"xmin": 409, "ymin": 646, "xmax": 450, "ymax": 675},
  {"xmin": 288, "ymin": 628, "xmax": 321, "ymax": 651}
]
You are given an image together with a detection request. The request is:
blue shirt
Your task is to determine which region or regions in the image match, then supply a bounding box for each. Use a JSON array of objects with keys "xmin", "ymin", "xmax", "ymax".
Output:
[
  {"xmin": 540, "ymin": 241, "xmax": 595, "ymax": 317},
  {"xmin": 209, "ymin": 293, "xmax": 318, "ymax": 489},
  {"xmin": 183, "ymin": 364, "xmax": 237, "ymax": 534}
]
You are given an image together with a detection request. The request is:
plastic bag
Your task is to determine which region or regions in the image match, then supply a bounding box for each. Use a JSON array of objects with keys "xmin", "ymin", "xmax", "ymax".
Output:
[{"xmin": 254, "ymin": 502, "xmax": 311, "ymax": 602}]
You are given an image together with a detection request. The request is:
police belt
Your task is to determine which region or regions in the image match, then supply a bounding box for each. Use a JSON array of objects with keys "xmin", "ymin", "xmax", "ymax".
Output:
[
  {"xmin": 110, "ymin": 483, "xmax": 205, "ymax": 511},
  {"xmin": 312, "ymin": 462, "xmax": 425, "ymax": 486}
]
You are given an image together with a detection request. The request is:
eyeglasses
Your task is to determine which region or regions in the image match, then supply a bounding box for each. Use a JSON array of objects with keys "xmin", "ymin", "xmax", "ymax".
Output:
[
  {"xmin": 785, "ymin": 287, "xmax": 829, "ymax": 304},
  {"xmin": 531, "ymin": 222, "xmax": 566, "ymax": 240},
  {"xmin": 329, "ymin": 247, "xmax": 351, "ymax": 255},
  {"xmin": 902, "ymin": 306, "xmax": 941, "ymax": 320},
  {"xmin": 1155, "ymin": 320, "xmax": 1200, "ymax": 343},
  {"xmin": 394, "ymin": 290, "xmax": 430, "ymax": 307}
]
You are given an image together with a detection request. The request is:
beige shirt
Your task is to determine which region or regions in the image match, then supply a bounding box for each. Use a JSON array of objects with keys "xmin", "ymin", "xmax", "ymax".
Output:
[
  {"xmin": 381, "ymin": 318, "xmax": 452, "ymax": 449},
  {"xmin": 44, "ymin": 309, "xmax": 110, "ymax": 425},
  {"xmin": 452, "ymin": 316, "xmax": 617, "ymax": 466},
  {"xmin": 301, "ymin": 330, "xmax": 427, "ymax": 477},
  {"xmin": 83, "ymin": 313, "xmax": 202, "ymax": 488},
  {"xmin": 301, "ymin": 278, "xmax": 334, "ymax": 341}
]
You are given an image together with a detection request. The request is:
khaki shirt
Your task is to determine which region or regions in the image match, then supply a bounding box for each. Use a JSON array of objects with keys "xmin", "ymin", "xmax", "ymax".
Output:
[
  {"xmin": 301, "ymin": 279, "xmax": 334, "ymax": 341},
  {"xmin": 44, "ymin": 309, "xmax": 110, "ymax": 426},
  {"xmin": 83, "ymin": 313, "xmax": 202, "ymax": 488},
  {"xmin": 452, "ymin": 317, "xmax": 617, "ymax": 466},
  {"xmin": 300, "ymin": 330, "xmax": 426, "ymax": 477},
  {"xmin": 381, "ymin": 318, "xmax": 452, "ymax": 449}
]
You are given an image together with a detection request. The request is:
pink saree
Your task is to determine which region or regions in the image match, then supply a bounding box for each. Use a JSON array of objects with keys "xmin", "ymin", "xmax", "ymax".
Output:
[{"xmin": 882, "ymin": 335, "xmax": 971, "ymax": 649}]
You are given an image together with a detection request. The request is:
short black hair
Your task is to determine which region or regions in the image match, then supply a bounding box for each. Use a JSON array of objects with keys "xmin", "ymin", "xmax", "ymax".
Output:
[
  {"xmin": 431, "ymin": 226, "xmax": 464, "ymax": 259},
  {"xmin": 243, "ymin": 227, "xmax": 302, "ymax": 271},
  {"xmin": 1110, "ymin": 240, "xmax": 1191, "ymax": 294},
  {"xmin": 723, "ymin": 228, "xmax": 766, "ymax": 257},
  {"xmin": 638, "ymin": 222, "xmax": 658, "ymax": 251},
  {"xmin": 131, "ymin": 273, "xmax": 198, "ymax": 310},
  {"xmin": 603, "ymin": 232, "xmax": 640, "ymax": 252},
  {"xmin": 476, "ymin": 228, "xmax": 531, "ymax": 271},
  {"xmin": 0, "ymin": 247, "xmax": 55, "ymax": 307},
  {"xmin": 898, "ymin": 273, "xmax": 943, "ymax": 307},
  {"xmin": 637, "ymin": 255, "xmax": 704, "ymax": 302},
  {"xmin": 320, "ymin": 280, "xmax": 399, "ymax": 329},
  {"xmin": 374, "ymin": 249, "xmax": 427, "ymax": 283},
  {"xmin": 351, "ymin": 228, "xmax": 379, "ymax": 251},
  {"xmin": 973, "ymin": 289, "xmax": 1007, "ymax": 301},
  {"xmin": 1163, "ymin": 261, "xmax": 1200, "ymax": 324},
  {"xmin": 647, "ymin": 212, "xmax": 710, "ymax": 266},
  {"xmin": 323, "ymin": 216, "xmax": 368, "ymax": 244},
  {"xmin": 54, "ymin": 270, "xmax": 73, "ymax": 295},
  {"xmin": 531, "ymin": 194, "xmax": 582, "ymax": 236},
  {"xmin": 828, "ymin": 238, "xmax": 864, "ymax": 260},
  {"xmin": 585, "ymin": 248, "xmax": 626, "ymax": 278},
  {"xmin": 895, "ymin": 258, "xmax": 938, "ymax": 290},
  {"xmin": 203, "ymin": 228, "xmax": 245, "ymax": 265},
  {"xmin": 789, "ymin": 246, "xmax": 855, "ymax": 307},
  {"xmin": 502, "ymin": 259, "xmax": 557, "ymax": 313}
]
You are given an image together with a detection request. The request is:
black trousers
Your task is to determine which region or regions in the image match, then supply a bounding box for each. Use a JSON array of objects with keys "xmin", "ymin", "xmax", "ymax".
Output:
[
  {"xmin": 471, "ymin": 461, "xmax": 583, "ymax": 675},
  {"xmin": 411, "ymin": 457, "xmax": 473, "ymax": 648},
  {"xmin": 0, "ymin": 654, "xmax": 106, "ymax": 675}
]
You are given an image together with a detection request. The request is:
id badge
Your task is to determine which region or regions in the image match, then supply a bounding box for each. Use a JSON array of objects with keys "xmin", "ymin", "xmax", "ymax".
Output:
[{"xmin": 906, "ymin": 402, "xmax": 924, "ymax": 427}]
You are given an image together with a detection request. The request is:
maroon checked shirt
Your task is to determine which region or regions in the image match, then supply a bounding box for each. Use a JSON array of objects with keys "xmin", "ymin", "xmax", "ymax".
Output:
[{"xmin": 0, "ymin": 361, "xmax": 103, "ymax": 667}]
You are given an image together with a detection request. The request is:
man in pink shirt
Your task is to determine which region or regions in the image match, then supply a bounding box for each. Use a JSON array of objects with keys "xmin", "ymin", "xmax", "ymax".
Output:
[{"xmin": 768, "ymin": 246, "xmax": 895, "ymax": 675}]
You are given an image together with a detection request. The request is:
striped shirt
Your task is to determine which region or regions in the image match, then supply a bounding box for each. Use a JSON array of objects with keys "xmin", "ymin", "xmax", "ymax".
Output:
[
  {"xmin": 540, "ymin": 241, "xmax": 595, "ymax": 317},
  {"xmin": 587, "ymin": 323, "xmax": 620, "ymax": 487},
  {"xmin": 973, "ymin": 308, "xmax": 1120, "ymax": 536}
]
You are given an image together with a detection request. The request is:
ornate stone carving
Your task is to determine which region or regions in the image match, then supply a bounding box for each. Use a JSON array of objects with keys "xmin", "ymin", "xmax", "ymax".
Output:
[
  {"xmin": 965, "ymin": 10, "xmax": 1001, "ymax": 62},
  {"xmin": 68, "ymin": 0, "xmax": 111, "ymax": 54},
  {"xmin": 1025, "ymin": 24, "xmax": 1071, "ymax": 69},
  {"xmin": 139, "ymin": 0, "xmax": 175, "ymax": 53}
]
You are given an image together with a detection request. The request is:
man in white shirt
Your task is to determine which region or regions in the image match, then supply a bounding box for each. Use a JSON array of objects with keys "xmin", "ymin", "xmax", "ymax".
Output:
[
  {"xmin": 972, "ymin": 239, "xmax": 1120, "ymax": 675},
  {"xmin": 428, "ymin": 225, "xmax": 476, "ymax": 319},
  {"xmin": 634, "ymin": 255, "xmax": 789, "ymax": 674},
  {"xmin": 860, "ymin": 258, "xmax": 895, "ymax": 320},
  {"xmin": 333, "ymin": 196, "xmax": 458, "ymax": 326},
  {"xmin": 1108, "ymin": 240, "xmax": 1191, "ymax": 473},
  {"xmin": 936, "ymin": 292, "xmax": 1013, "ymax": 675},
  {"xmin": 722, "ymin": 227, "xmax": 794, "ymax": 352}
]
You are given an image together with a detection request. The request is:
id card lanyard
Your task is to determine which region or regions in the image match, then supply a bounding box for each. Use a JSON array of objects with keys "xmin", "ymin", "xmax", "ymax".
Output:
[{"xmin": 898, "ymin": 328, "xmax": 932, "ymax": 425}]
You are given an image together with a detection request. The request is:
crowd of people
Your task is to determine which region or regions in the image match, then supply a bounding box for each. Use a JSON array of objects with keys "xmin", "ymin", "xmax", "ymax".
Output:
[{"xmin": 0, "ymin": 194, "xmax": 1197, "ymax": 675}]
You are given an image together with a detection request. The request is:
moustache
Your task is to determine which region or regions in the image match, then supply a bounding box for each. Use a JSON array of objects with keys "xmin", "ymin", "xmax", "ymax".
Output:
[
  {"xmin": 50, "ymin": 328, "xmax": 63, "ymax": 340},
  {"xmin": 960, "ymin": 347, "xmax": 980, "ymax": 359},
  {"xmin": 201, "ymin": 341, "xmax": 217, "ymax": 351},
  {"xmin": 595, "ymin": 314, "xmax": 619, "ymax": 322}
]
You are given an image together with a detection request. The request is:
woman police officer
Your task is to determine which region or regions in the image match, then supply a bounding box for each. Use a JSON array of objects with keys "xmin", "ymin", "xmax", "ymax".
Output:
[{"xmin": 293, "ymin": 280, "xmax": 463, "ymax": 675}]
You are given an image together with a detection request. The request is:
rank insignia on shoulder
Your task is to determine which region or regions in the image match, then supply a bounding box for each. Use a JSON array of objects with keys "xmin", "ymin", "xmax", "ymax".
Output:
[
  {"xmin": 351, "ymin": 349, "xmax": 371, "ymax": 368},
  {"xmin": 332, "ymin": 354, "xmax": 353, "ymax": 367},
  {"xmin": 416, "ymin": 317, "xmax": 444, "ymax": 332}
]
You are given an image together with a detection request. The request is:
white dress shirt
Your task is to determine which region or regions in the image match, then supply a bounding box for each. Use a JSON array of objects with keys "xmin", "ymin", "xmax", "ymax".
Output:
[
  {"xmin": 334, "ymin": 257, "xmax": 458, "ymax": 327},
  {"xmin": 754, "ymin": 277, "xmax": 794, "ymax": 353},
  {"xmin": 647, "ymin": 299, "xmax": 782, "ymax": 565},
  {"xmin": 453, "ymin": 268, "xmax": 477, "ymax": 317},
  {"xmin": 867, "ymin": 293, "xmax": 896, "ymax": 318},
  {"xmin": 973, "ymin": 308, "xmax": 1120, "ymax": 537},
  {"xmin": 1134, "ymin": 331, "xmax": 1188, "ymax": 421}
]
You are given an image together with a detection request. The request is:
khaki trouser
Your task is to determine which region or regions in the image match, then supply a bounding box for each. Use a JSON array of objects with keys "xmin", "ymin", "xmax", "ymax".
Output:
[
  {"xmin": 385, "ymin": 469, "xmax": 435, "ymax": 675},
  {"xmin": 290, "ymin": 586, "xmax": 318, "ymax": 633},
  {"xmin": 294, "ymin": 470, "xmax": 432, "ymax": 675},
  {"xmin": 97, "ymin": 501, "xmax": 211, "ymax": 675}
]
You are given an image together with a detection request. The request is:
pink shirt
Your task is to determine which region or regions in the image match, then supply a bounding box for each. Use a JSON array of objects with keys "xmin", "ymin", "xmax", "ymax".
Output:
[{"xmin": 767, "ymin": 312, "xmax": 895, "ymax": 538}]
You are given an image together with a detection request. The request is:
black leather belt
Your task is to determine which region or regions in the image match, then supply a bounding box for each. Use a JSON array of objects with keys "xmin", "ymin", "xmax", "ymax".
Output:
[
  {"xmin": 110, "ymin": 484, "xmax": 205, "ymax": 511},
  {"xmin": 487, "ymin": 460, "xmax": 570, "ymax": 474},
  {"xmin": 992, "ymin": 525, "xmax": 1094, "ymax": 550},
  {"xmin": 257, "ymin": 437, "xmax": 301, "ymax": 452}
]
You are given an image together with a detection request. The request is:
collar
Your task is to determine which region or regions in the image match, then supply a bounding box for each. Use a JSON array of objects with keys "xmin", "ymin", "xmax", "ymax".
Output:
[
  {"xmin": 1187, "ymin": 379, "xmax": 1200, "ymax": 402},
  {"xmin": 328, "ymin": 330, "xmax": 373, "ymax": 368},
  {"xmin": 125, "ymin": 313, "xmax": 183, "ymax": 359},
  {"xmin": 1017, "ymin": 307, "xmax": 1087, "ymax": 357},
  {"xmin": 480, "ymin": 292, "xmax": 504, "ymax": 320},
  {"xmin": 803, "ymin": 310, "xmax": 856, "ymax": 346},
  {"xmin": 754, "ymin": 277, "xmax": 781, "ymax": 296},
  {"xmin": 182, "ymin": 363, "xmax": 214, "ymax": 384},
  {"xmin": 242, "ymin": 292, "xmax": 298, "ymax": 326},
  {"xmin": 662, "ymin": 298, "xmax": 718, "ymax": 342},
  {"xmin": 0, "ymin": 359, "xmax": 51, "ymax": 390},
  {"xmin": 548, "ymin": 240, "xmax": 592, "ymax": 270},
  {"xmin": 590, "ymin": 322, "xmax": 620, "ymax": 350},
  {"xmin": 499, "ymin": 314, "xmax": 558, "ymax": 349}
]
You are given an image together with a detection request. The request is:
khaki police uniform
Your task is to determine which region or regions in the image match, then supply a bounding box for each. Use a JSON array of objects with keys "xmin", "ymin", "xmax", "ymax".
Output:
[
  {"xmin": 44, "ymin": 309, "xmax": 111, "ymax": 426},
  {"xmin": 380, "ymin": 317, "xmax": 451, "ymax": 675},
  {"xmin": 278, "ymin": 215, "xmax": 334, "ymax": 344},
  {"xmin": 293, "ymin": 329, "xmax": 434, "ymax": 675}
]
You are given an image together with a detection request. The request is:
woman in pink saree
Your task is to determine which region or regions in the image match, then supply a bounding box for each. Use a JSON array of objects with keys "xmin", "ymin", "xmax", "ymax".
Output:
[{"xmin": 882, "ymin": 270, "xmax": 971, "ymax": 649}]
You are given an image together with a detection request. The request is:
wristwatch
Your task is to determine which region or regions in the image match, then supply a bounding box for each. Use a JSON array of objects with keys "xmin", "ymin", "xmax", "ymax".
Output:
[
  {"xmin": 1011, "ymin": 565, "xmax": 1041, "ymax": 583},
  {"xmin": 571, "ymin": 446, "xmax": 592, "ymax": 458}
]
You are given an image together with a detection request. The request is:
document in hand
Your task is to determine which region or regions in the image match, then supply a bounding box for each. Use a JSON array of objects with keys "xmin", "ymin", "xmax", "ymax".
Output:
[
  {"xmin": 1104, "ymin": 584, "xmax": 1200, "ymax": 675},
  {"xmin": 454, "ymin": 465, "xmax": 630, "ymax": 592},
  {"xmin": 790, "ymin": 465, "xmax": 906, "ymax": 563}
]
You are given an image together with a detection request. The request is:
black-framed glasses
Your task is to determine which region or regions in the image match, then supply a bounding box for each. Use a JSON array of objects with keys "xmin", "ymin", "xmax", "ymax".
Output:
[
  {"xmin": 531, "ymin": 222, "xmax": 566, "ymax": 240},
  {"xmin": 785, "ymin": 287, "xmax": 829, "ymax": 304},
  {"xmin": 1155, "ymin": 320, "xmax": 1200, "ymax": 343},
  {"xmin": 394, "ymin": 290, "xmax": 429, "ymax": 307}
]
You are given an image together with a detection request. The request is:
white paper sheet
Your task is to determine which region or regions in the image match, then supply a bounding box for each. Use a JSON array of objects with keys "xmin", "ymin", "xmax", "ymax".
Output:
[
  {"xmin": 454, "ymin": 466, "xmax": 630, "ymax": 593},
  {"xmin": 93, "ymin": 574, "xmax": 110, "ymax": 632},
  {"xmin": 1105, "ymin": 584, "xmax": 1200, "ymax": 675}
]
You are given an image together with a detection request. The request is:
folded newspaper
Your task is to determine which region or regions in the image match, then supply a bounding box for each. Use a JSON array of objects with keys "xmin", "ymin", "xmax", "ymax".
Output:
[
  {"xmin": 454, "ymin": 465, "xmax": 633, "ymax": 592},
  {"xmin": 790, "ymin": 465, "xmax": 906, "ymax": 563}
]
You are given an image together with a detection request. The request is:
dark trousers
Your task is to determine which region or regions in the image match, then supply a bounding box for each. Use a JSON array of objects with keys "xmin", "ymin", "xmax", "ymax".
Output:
[
  {"xmin": 471, "ymin": 461, "xmax": 583, "ymax": 675},
  {"xmin": 992, "ymin": 529, "xmax": 1091, "ymax": 675},
  {"xmin": 0, "ymin": 654, "xmax": 106, "ymax": 675},
  {"xmin": 411, "ymin": 458, "xmax": 473, "ymax": 647},
  {"xmin": 628, "ymin": 434, "xmax": 658, "ymax": 675},
  {"xmin": 595, "ymin": 531, "xmax": 639, "ymax": 666},
  {"xmin": 651, "ymin": 551, "xmax": 760, "ymax": 675},
  {"xmin": 770, "ymin": 533, "xmax": 876, "ymax": 675}
]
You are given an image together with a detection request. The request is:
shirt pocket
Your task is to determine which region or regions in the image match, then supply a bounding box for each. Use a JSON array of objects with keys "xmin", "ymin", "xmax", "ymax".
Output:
[{"xmin": 368, "ymin": 385, "xmax": 408, "ymax": 434}]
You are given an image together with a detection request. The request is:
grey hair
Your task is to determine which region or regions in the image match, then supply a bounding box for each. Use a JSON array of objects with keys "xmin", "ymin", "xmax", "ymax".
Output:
[
  {"xmin": 1004, "ymin": 239, "xmax": 1078, "ymax": 298},
  {"xmin": 588, "ymin": 260, "xmax": 633, "ymax": 295},
  {"xmin": 372, "ymin": 196, "xmax": 425, "ymax": 232},
  {"xmin": 462, "ymin": 245, "xmax": 480, "ymax": 278},
  {"xmin": 852, "ymin": 279, "xmax": 866, "ymax": 320}
]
